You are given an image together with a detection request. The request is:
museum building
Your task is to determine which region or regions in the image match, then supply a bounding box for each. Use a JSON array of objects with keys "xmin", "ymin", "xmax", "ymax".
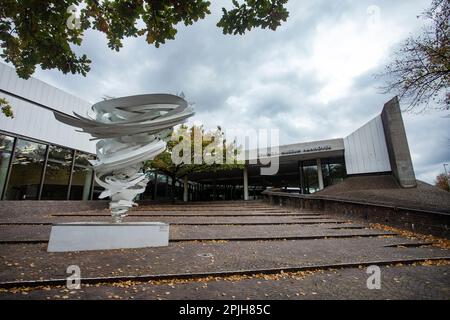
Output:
[{"xmin": 0, "ymin": 62, "xmax": 417, "ymax": 202}]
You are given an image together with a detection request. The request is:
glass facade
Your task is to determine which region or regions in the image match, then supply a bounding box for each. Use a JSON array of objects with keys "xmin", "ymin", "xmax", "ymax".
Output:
[
  {"xmin": 0, "ymin": 132, "xmax": 349, "ymax": 202},
  {"xmin": 41, "ymin": 146, "xmax": 73, "ymax": 200},
  {"xmin": 300, "ymin": 156, "xmax": 347, "ymax": 194},
  {"xmin": 4, "ymin": 139, "xmax": 47, "ymax": 200},
  {"xmin": 301, "ymin": 160, "xmax": 320, "ymax": 194},
  {"xmin": 70, "ymin": 166, "xmax": 93, "ymax": 200},
  {"xmin": 70, "ymin": 152, "xmax": 95, "ymax": 200},
  {"xmin": 321, "ymin": 157, "xmax": 347, "ymax": 188},
  {"xmin": 0, "ymin": 132, "xmax": 100, "ymax": 201},
  {"xmin": 0, "ymin": 135, "xmax": 14, "ymax": 198}
]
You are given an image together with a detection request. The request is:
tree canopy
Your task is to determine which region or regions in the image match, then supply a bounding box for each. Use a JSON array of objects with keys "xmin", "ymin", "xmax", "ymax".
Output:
[
  {"xmin": 145, "ymin": 124, "xmax": 244, "ymax": 202},
  {"xmin": 0, "ymin": 0, "xmax": 289, "ymax": 80},
  {"xmin": 435, "ymin": 172, "xmax": 450, "ymax": 191},
  {"xmin": 380, "ymin": 0, "xmax": 449, "ymax": 112}
]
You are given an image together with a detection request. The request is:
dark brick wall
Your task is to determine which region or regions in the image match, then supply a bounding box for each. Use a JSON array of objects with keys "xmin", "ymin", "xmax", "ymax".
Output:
[
  {"xmin": 263, "ymin": 192, "xmax": 450, "ymax": 239},
  {"xmin": 0, "ymin": 200, "xmax": 109, "ymax": 215}
]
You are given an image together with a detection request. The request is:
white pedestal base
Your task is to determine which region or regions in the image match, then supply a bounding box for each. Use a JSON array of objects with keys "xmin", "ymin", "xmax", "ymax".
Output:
[{"xmin": 47, "ymin": 222, "xmax": 169, "ymax": 252}]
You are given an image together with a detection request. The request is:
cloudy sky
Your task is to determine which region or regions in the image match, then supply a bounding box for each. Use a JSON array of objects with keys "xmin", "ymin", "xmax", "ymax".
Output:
[{"xmin": 23, "ymin": 0, "xmax": 449, "ymax": 184}]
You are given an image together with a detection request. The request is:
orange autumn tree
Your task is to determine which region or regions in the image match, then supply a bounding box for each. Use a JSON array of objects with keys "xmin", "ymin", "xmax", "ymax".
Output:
[{"xmin": 435, "ymin": 173, "xmax": 450, "ymax": 191}]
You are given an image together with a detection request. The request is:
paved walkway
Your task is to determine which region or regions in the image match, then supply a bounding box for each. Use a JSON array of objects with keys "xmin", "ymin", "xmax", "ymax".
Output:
[
  {"xmin": 0, "ymin": 201, "xmax": 449, "ymax": 299},
  {"xmin": 1, "ymin": 264, "xmax": 448, "ymax": 300}
]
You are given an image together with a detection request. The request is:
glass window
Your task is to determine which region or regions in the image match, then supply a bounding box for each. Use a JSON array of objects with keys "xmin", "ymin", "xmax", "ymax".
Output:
[
  {"xmin": 156, "ymin": 173, "xmax": 167, "ymax": 198},
  {"xmin": 74, "ymin": 152, "xmax": 93, "ymax": 167},
  {"xmin": 70, "ymin": 166, "xmax": 93, "ymax": 200},
  {"xmin": 0, "ymin": 135, "xmax": 15, "ymax": 198},
  {"xmin": 41, "ymin": 146, "xmax": 73, "ymax": 200},
  {"xmin": 302, "ymin": 160, "xmax": 319, "ymax": 194},
  {"xmin": 48, "ymin": 145, "xmax": 73, "ymax": 162},
  {"xmin": 70, "ymin": 151, "xmax": 95, "ymax": 200},
  {"xmin": 4, "ymin": 139, "xmax": 47, "ymax": 200},
  {"xmin": 322, "ymin": 157, "xmax": 347, "ymax": 188}
]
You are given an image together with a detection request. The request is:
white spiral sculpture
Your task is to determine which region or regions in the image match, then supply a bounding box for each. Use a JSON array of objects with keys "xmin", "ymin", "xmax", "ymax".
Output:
[{"xmin": 54, "ymin": 94, "xmax": 194, "ymax": 223}]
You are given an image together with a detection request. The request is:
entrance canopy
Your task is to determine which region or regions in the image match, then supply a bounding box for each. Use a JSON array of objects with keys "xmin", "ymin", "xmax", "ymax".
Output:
[{"xmin": 188, "ymin": 138, "xmax": 346, "ymax": 193}]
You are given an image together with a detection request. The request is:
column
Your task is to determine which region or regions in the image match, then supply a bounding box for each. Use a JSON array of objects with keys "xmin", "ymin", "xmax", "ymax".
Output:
[
  {"xmin": 153, "ymin": 171, "xmax": 158, "ymax": 200},
  {"xmin": 183, "ymin": 175, "xmax": 188, "ymax": 202},
  {"xmin": 298, "ymin": 161, "xmax": 304, "ymax": 195},
  {"xmin": 243, "ymin": 164, "xmax": 249, "ymax": 201},
  {"xmin": 82, "ymin": 169, "xmax": 93, "ymax": 200},
  {"xmin": 165, "ymin": 175, "xmax": 169, "ymax": 198},
  {"xmin": 317, "ymin": 158, "xmax": 324, "ymax": 191}
]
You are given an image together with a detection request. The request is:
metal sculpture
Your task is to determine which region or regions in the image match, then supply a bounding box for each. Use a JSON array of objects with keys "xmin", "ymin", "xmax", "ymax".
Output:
[{"xmin": 54, "ymin": 94, "xmax": 194, "ymax": 222}]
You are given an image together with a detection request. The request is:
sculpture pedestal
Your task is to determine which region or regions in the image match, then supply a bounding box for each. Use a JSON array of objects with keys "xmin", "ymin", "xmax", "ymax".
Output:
[{"xmin": 47, "ymin": 222, "xmax": 169, "ymax": 252}]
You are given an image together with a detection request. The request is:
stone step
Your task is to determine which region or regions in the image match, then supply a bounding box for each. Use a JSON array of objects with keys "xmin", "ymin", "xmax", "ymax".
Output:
[
  {"xmin": 0, "ymin": 237, "xmax": 448, "ymax": 283},
  {"xmin": 0, "ymin": 223, "xmax": 379, "ymax": 242}
]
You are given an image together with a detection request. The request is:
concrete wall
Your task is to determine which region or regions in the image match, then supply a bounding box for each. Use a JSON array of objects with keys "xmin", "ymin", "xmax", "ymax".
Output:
[
  {"xmin": 0, "ymin": 63, "xmax": 96, "ymax": 153},
  {"xmin": 262, "ymin": 191, "xmax": 450, "ymax": 239},
  {"xmin": 344, "ymin": 115, "xmax": 391, "ymax": 175},
  {"xmin": 0, "ymin": 200, "xmax": 109, "ymax": 216},
  {"xmin": 381, "ymin": 97, "xmax": 416, "ymax": 188}
]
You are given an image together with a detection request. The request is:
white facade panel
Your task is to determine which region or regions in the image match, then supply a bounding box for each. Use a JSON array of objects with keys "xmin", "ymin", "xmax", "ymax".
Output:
[
  {"xmin": 0, "ymin": 67, "xmax": 8, "ymax": 89},
  {"xmin": 4, "ymin": 66, "xmax": 15, "ymax": 93},
  {"xmin": 0, "ymin": 63, "xmax": 92, "ymax": 117},
  {"xmin": 0, "ymin": 63, "xmax": 96, "ymax": 153},
  {"xmin": 344, "ymin": 115, "xmax": 391, "ymax": 175}
]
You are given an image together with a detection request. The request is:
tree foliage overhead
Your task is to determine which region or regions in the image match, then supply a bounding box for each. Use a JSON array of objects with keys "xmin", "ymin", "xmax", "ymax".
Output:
[
  {"xmin": 218, "ymin": 0, "xmax": 289, "ymax": 35},
  {"xmin": 1, "ymin": 1, "xmax": 91, "ymax": 79},
  {"xmin": 0, "ymin": 0, "xmax": 289, "ymax": 80},
  {"xmin": 380, "ymin": 0, "xmax": 449, "ymax": 113}
]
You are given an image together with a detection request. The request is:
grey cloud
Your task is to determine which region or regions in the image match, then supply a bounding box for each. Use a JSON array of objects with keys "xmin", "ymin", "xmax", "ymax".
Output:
[{"xmin": 14, "ymin": 0, "xmax": 447, "ymax": 184}]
